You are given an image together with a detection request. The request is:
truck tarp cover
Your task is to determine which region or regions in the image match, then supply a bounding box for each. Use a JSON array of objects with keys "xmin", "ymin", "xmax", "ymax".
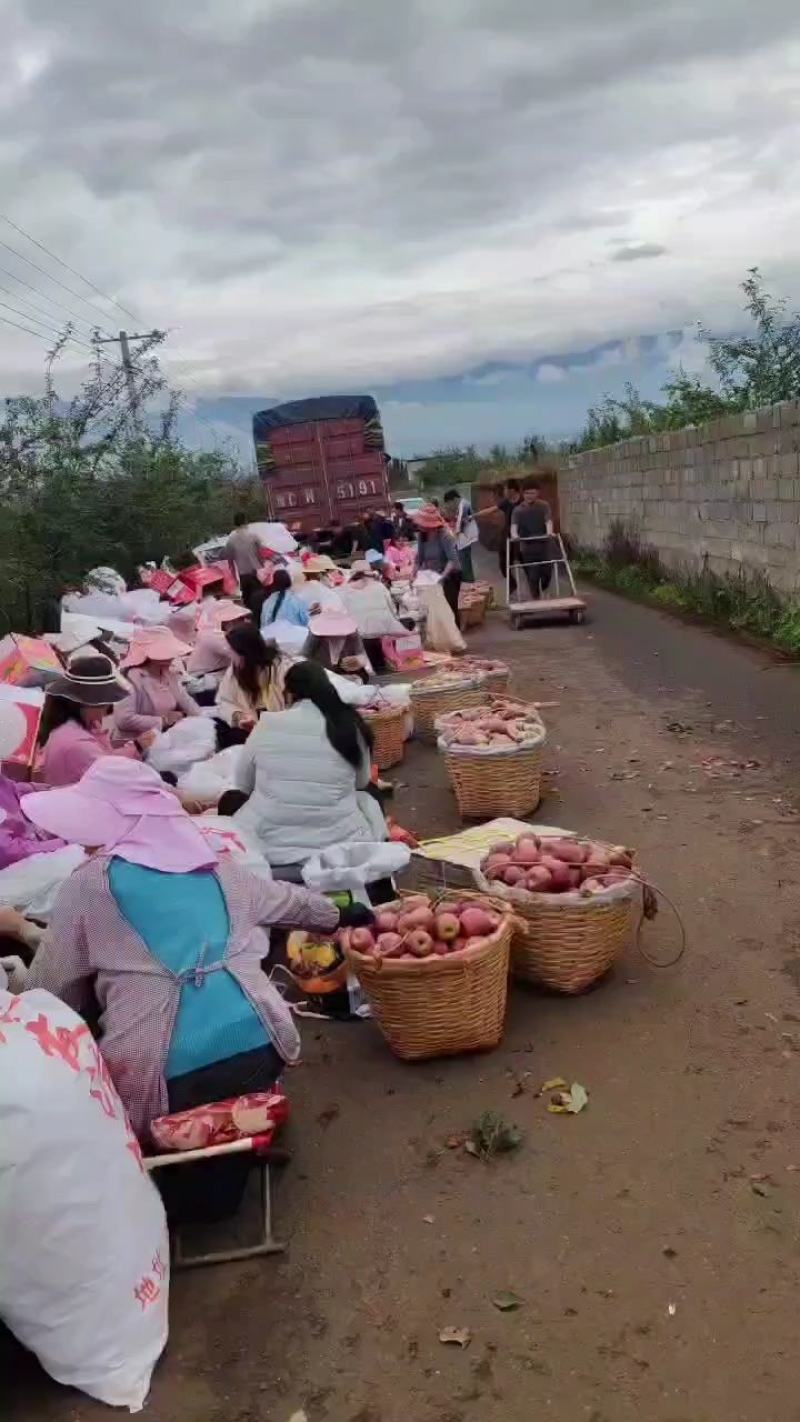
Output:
[{"xmin": 253, "ymin": 395, "xmax": 383, "ymax": 446}]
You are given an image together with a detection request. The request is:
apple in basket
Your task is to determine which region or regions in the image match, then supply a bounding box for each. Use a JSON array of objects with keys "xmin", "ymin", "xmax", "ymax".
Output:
[
  {"xmin": 483, "ymin": 830, "xmax": 636, "ymax": 895},
  {"xmin": 343, "ymin": 898, "xmax": 502, "ymax": 959}
]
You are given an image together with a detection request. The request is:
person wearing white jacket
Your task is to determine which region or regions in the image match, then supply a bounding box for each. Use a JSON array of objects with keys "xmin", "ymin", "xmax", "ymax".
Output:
[{"xmin": 232, "ymin": 660, "xmax": 386, "ymax": 868}]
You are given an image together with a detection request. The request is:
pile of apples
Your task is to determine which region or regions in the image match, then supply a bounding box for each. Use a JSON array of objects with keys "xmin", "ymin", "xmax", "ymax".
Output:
[
  {"xmin": 437, "ymin": 697, "xmax": 543, "ymax": 750},
  {"xmin": 343, "ymin": 895, "xmax": 502, "ymax": 960},
  {"xmin": 482, "ymin": 832, "xmax": 636, "ymax": 897}
]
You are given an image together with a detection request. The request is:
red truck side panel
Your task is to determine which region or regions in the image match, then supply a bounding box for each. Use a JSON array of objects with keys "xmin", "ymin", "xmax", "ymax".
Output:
[{"xmin": 258, "ymin": 417, "xmax": 390, "ymax": 533}]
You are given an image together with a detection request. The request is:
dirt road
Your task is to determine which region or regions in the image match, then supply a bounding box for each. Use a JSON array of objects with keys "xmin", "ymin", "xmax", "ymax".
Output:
[{"xmin": 8, "ymin": 568, "xmax": 800, "ymax": 1422}]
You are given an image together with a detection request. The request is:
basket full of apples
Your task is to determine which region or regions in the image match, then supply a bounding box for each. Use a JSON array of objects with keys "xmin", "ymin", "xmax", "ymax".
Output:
[
  {"xmin": 473, "ymin": 828, "xmax": 640, "ymax": 994},
  {"xmin": 340, "ymin": 891, "xmax": 513, "ymax": 1060}
]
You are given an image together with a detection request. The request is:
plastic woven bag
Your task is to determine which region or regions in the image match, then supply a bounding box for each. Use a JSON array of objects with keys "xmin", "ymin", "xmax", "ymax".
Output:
[{"xmin": 0, "ymin": 989, "xmax": 169, "ymax": 1410}]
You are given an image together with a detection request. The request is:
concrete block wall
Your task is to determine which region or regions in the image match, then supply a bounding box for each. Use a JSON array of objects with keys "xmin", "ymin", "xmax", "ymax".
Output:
[{"xmin": 559, "ymin": 398, "xmax": 800, "ymax": 595}]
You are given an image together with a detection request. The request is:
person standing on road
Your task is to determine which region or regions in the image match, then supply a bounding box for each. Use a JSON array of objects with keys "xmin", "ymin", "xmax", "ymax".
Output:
[
  {"xmin": 224, "ymin": 514, "xmax": 264, "ymax": 611},
  {"xmin": 475, "ymin": 479, "xmax": 522, "ymax": 594},
  {"xmin": 412, "ymin": 504, "xmax": 463, "ymax": 627},
  {"xmin": 443, "ymin": 488, "xmax": 479, "ymax": 583},
  {"xmin": 511, "ymin": 483, "xmax": 554, "ymax": 599}
]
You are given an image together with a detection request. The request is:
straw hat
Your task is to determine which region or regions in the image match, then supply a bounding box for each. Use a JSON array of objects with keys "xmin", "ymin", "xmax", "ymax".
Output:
[
  {"xmin": 120, "ymin": 627, "xmax": 192, "ymax": 669},
  {"xmin": 47, "ymin": 654, "xmax": 129, "ymax": 708}
]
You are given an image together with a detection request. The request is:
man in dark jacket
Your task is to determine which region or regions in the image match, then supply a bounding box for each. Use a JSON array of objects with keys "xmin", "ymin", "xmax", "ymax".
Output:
[{"xmin": 511, "ymin": 483, "xmax": 554, "ymax": 598}]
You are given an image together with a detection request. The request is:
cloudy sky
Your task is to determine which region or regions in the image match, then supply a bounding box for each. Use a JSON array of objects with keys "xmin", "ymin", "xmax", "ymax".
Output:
[{"xmin": 2, "ymin": 0, "xmax": 800, "ymax": 457}]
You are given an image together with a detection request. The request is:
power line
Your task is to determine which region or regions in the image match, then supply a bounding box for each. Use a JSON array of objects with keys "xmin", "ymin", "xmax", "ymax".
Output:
[
  {"xmin": 0, "ymin": 212, "xmax": 141, "ymax": 325},
  {"xmin": 0, "ymin": 310, "xmax": 72, "ymax": 346},
  {"xmin": 0, "ymin": 264, "xmax": 111, "ymax": 336},
  {"xmin": 0, "ymin": 235, "xmax": 124, "ymax": 327},
  {"xmin": 0, "ymin": 298, "xmax": 98, "ymax": 352},
  {"xmin": 0, "ymin": 283, "xmax": 99, "ymax": 344}
]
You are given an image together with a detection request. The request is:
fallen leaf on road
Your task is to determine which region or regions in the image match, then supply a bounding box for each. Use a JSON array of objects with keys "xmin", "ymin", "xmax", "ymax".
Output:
[
  {"xmin": 491, "ymin": 1291, "xmax": 522, "ymax": 1312},
  {"xmin": 662, "ymin": 1246, "xmax": 677, "ymax": 1259},
  {"xmin": 751, "ymin": 1182, "xmax": 770, "ymax": 1197},
  {"xmin": 439, "ymin": 1326, "xmax": 471, "ymax": 1348},
  {"xmin": 548, "ymin": 1082, "xmax": 589, "ymax": 1115},
  {"xmin": 423, "ymin": 1214, "xmax": 435, "ymax": 1225},
  {"xmin": 445, "ymin": 1133, "xmax": 464, "ymax": 1149},
  {"xmin": 667, "ymin": 1303, "xmax": 677, "ymax": 1317},
  {"xmin": 540, "ymin": 1076, "xmax": 568, "ymax": 1093},
  {"xmin": 288, "ymin": 1412, "xmax": 308, "ymax": 1422}
]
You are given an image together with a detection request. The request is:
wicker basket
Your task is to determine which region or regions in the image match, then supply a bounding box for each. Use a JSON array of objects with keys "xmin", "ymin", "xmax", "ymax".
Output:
[
  {"xmin": 437, "ymin": 658, "xmax": 510, "ymax": 695},
  {"xmin": 482, "ymin": 667, "xmax": 509, "ymax": 693},
  {"xmin": 363, "ymin": 704, "xmax": 406, "ymax": 770},
  {"xmin": 459, "ymin": 597, "xmax": 486, "ymax": 630},
  {"xmin": 473, "ymin": 838, "xmax": 638, "ymax": 993},
  {"xmin": 436, "ymin": 705, "xmax": 545, "ymax": 818},
  {"xmin": 410, "ymin": 672, "xmax": 486, "ymax": 743},
  {"xmin": 442, "ymin": 742, "xmax": 544, "ymax": 819},
  {"xmin": 343, "ymin": 893, "xmax": 512, "ymax": 1060}
]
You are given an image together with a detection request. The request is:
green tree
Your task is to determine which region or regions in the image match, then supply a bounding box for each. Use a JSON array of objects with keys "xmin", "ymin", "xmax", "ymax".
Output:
[
  {"xmin": 414, "ymin": 445, "xmax": 485, "ymax": 489},
  {"xmin": 0, "ymin": 331, "xmax": 260, "ymax": 632},
  {"xmin": 573, "ymin": 269, "xmax": 800, "ymax": 451}
]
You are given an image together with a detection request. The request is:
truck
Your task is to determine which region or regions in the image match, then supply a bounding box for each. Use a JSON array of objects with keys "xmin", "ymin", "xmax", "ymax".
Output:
[{"xmin": 252, "ymin": 395, "xmax": 391, "ymax": 537}]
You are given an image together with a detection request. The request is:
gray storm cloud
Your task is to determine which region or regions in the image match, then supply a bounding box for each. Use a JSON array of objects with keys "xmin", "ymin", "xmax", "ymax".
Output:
[{"xmin": 0, "ymin": 0, "xmax": 798, "ymax": 395}]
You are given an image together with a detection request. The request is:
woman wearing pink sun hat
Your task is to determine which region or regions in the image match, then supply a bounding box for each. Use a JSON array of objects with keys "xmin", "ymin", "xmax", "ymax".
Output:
[
  {"xmin": 20, "ymin": 757, "xmax": 371, "ymax": 1155},
  {"xmin": 304, "ymin": 610, "xmax": 371, "ymax": 679},
  {"xmin": 113, "ymin": 627, "xmax": 201, "ymax": 746}
]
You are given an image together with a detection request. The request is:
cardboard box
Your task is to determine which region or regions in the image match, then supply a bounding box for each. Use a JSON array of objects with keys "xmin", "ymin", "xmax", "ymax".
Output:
[
  {"xmin": 0, "ymin": 634, "xmax": 61, "ymax": 687},
  {"xmin": 0, "ymin": 683, "xmax": 45, "ymax": 776}
]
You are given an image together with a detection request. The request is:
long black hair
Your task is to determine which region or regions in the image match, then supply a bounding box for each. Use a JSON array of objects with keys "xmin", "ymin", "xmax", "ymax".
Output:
[
  {"xmin": 225, "ymin": 622, "xmax": 280, "ymax": 703},
  {"xmin": 264, "ymin": 568, "xmax": 291, "ymax": 623},
  {"xmin": 283, "ymin": 660, "xmax": 373, "ymax": 769},
  {"xmin": 38, "ymin": 695, "xmax": 84, "ymax": 746}
]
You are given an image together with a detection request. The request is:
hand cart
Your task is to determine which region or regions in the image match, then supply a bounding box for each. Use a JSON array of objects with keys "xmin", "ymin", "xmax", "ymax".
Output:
[{"xmin": 506, "ymin": 533, "xmax": 586, "ymax": 629}]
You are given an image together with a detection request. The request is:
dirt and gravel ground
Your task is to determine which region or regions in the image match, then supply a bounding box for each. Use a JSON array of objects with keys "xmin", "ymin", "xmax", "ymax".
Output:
[{"xmin": 8, "ymin": 556, "xmax": 800, "ymax": 1422}]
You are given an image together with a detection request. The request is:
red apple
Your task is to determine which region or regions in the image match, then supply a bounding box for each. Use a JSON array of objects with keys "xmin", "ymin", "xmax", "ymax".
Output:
[
  {"xmin": 435, "ymin": 912, "xmax": 460, "ymax": 942},
  {"xmin": 406, "ymin": 929, "xmax": 434, "ymax": 958},
  {"xmin": 349, "ymin": 927, "xmax": 375, "ymax": 953},
  {"xmin": 375, "ymin": 910, "xmax": 399, "ymax": 933},
  {"xmin": 375, "ymin": 932, "xmax": 403, "ymax": 956}
]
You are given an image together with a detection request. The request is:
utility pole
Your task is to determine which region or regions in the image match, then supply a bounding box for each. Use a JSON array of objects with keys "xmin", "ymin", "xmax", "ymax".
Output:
[{"xmin": 94, "ymin": 328, "xmax": 162, "ymax": 422}]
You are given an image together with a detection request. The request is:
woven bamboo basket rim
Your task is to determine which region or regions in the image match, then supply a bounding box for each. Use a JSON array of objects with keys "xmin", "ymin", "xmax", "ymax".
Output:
[
  {"xmin": 410, "ymin": 671, "xmax": 487, "ymax": 699},
  {"xmin": 361, "ymin": 702, "xmax": 407, "ymax": 723}
]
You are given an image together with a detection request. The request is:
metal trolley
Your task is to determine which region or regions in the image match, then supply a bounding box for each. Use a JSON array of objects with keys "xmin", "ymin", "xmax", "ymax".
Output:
[{"xmin": 506, "ymin": 533, "xmax": 587, "ymax": 629}]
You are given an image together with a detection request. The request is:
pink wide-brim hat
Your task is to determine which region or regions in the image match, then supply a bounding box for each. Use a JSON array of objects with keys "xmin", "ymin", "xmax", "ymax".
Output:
[
  {"xmin": 21, "ymin": 758, "xmax": 217, "ymax": 874},
  {"xmin": 121, "ymin": 627, "xmax": 193, "ymax": 669},
  {"xmin": 308, "ymin": 612, "xmax": 357, "ymax": 638},
  {"xmin": 411, "ymin": 505, "xmax": 445, "ymax": 531}
]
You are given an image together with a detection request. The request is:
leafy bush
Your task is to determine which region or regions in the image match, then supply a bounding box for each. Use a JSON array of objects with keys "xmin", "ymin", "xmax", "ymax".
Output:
[
  {"xmin": 0, "ymin": 337, "xmax": 262, "ymax": 632},
  {"xmin": 575, "ymin": 530, "xmax": 800, "ymax": 658}
]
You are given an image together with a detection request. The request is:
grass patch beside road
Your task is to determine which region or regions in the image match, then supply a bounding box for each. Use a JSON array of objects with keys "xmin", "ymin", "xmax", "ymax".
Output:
[{"xmin": 572, "ymin": 520, "xmax": 800, "ymax": 657}]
